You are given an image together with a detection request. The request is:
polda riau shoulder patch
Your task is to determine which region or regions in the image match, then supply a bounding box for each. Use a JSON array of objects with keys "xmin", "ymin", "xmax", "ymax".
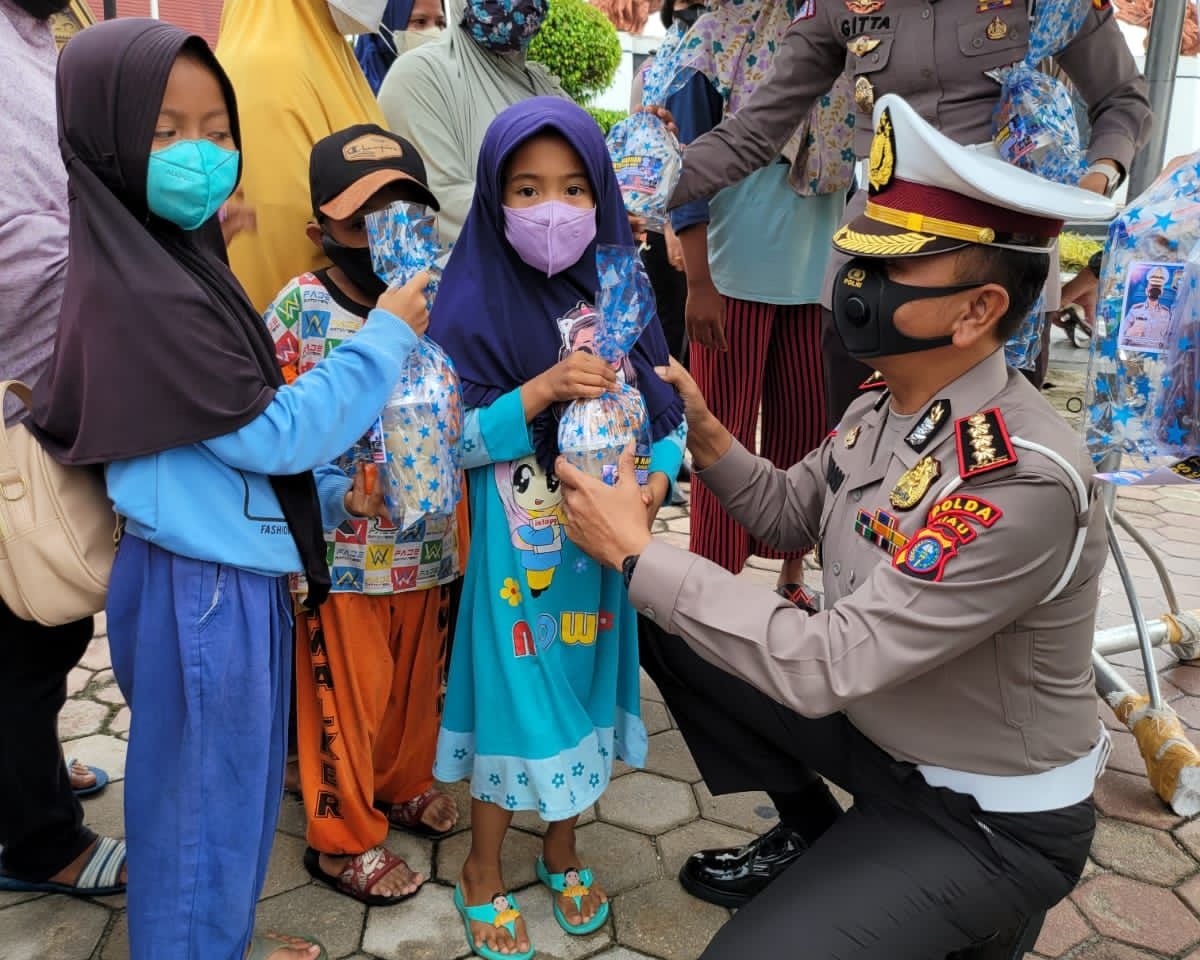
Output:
[
  {"xmin": 955, "ymin": 408, "xmax": 1016, "ymax": 479},
  {"xmin": 892, "ymin": 493, "xmax": 1003, "ymax": 582}
]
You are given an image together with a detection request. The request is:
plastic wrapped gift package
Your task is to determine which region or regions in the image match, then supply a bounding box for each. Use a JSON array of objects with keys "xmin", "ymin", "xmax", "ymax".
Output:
[
  {"xmin": 1003, "ymin": 292, "xmax": 1047, "ymax": 371},
  {"xmin": 607, "ymin": 21, "xmax": 692, "ymax": 231},
  {"xmin": 366, "ymin": 200, "xmax": 447, "ymax": 295},
  {"xmin": 377, "ymin": 338, "xmax": 464, "ymax": 528},
  {"xmin": 559, "ymin": 382, "xmax": 652, "ymax": 485},
  {"xmin": 558, "ymin": 245, "xmax": 656, "ymax": 484},
  {"xmin": 1084, "ymin": 153, "xmax": 1200, "ymax": 483},
  {"xmin": 363, "ymin": 201, "xmax": 464, "ymax": 524},
  {"xmin": 990, "ymin": 0, "xmax": 1090, "ymax": 183}
]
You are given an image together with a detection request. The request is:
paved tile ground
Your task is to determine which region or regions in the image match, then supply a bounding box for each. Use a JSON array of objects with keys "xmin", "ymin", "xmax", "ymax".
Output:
[{"xmin": 6, "ymin": 330, "xmax": 1200, "ymax": 960}]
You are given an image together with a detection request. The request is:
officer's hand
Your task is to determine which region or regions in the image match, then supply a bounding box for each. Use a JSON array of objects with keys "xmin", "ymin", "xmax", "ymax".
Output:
[
  {"xmin": 686, "ymin": 280, "xmax": 727, "ymax": 352},
  {"xmin": 557, "ymin": 447, "xmax": 652, "ymax": 570},
  {"xmin": 1060, "ymin": 270, "xmax": 1099, "ymax": 326},
  {"xmin": 657, "ymin": 357, "xmax": 732, "ymax": 469}
]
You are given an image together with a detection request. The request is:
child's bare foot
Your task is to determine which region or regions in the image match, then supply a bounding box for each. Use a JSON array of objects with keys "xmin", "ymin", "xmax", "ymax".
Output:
[
  {"xmin": 317, "ymin": 849, "xmax": 424, "ymax": 899},
  {"xmin": 246, "ymin": 931, "xmax": 321, "ymax": 960},
  {"xmin": 461, "ymin": 857, "xmax": 530, "ymax": 955},
  {"xmin": 66, "ymin": 758, "xmax": 98, "ymax": 792},
  {"xmin": 543, "ymin": 821, "xmax": 606, "ymax": 926}
]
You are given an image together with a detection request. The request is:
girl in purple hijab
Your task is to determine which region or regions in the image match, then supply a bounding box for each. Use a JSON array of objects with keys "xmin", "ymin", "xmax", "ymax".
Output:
[{"xmin": 430, "ymin": 97, "xmax": 685, "ymax": 960}]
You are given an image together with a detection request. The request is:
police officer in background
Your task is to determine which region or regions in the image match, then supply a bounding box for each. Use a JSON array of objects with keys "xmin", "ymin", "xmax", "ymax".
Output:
[
  {"xmin": 668, "ymin": 0, "xmax": 1150, "ymax": 415},
  {"xmin": 556, "ymin": 95, "xmax": 1116, "ymax": 958}
]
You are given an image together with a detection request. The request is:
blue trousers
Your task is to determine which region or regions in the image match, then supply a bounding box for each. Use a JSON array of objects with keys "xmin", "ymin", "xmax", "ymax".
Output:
[{"xmin": 108, "ymin": 535, "xmax": 292, "ymax": 960}]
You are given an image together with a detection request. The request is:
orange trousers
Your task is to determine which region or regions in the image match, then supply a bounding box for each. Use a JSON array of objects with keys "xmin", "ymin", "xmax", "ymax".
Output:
[{"xmin": 295, "ymin": 586, "xmax": 451, "ymax": 855}]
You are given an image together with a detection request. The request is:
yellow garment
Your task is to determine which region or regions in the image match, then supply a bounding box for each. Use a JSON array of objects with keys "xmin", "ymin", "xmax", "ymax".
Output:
[{"xmin": 216, "ymin": 0, "xmax": 386, "ymax": 312}]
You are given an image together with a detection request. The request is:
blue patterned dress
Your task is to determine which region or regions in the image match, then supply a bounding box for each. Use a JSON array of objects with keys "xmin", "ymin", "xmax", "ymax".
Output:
[{"xmin": 434, "ymin": 387, "xmax": 685, "ymax": 820}]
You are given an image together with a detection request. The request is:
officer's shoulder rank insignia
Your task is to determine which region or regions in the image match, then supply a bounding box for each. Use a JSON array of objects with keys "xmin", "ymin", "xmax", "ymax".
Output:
[
  {"xmin": 889, "ymin": 455, "xmax": 940, "ymax": 510},
  {"xmin": 955, "ymin": 408, "xmax": 1016, "ymax": 479},
  {"xmin": 867, "ymin": 107, "xmax": 895, "ymax": 193},
  {"xmin": 905, "ymin": 398, "xmax": 950, "ymax": 452},
  {"xmin": 893, "ymin": 494, "xmax": 1003, "ymax": 582},
  {"xmin": 859, "ymin": 370, "xmax": 887, "ymax": 391}
]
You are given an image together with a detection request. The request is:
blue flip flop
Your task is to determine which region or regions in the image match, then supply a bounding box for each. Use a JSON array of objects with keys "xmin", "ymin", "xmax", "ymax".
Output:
[
  {"xmin": 453, "ymin": 885, "xmax": 534, "ymax": 960},
  {"xmin": 535, "ymin": 857, "xmax": 610, "ymax": 935},
  {"xmin": 66, "ymin": 757, "xmax": 109, "ymax": 798},
  {"xmin": 0, "ymin": 836, "xmax": 126, "ymax": 897}
]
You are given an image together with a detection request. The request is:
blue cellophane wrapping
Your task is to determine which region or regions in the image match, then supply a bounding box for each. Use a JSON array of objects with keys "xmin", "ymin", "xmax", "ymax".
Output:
[
  {"xmin": 1003, "ymin": 293, "xmax": 1046, "ymax": 370},
  {"xmin": 365, "ymin": 201, "xmax": 463, "ymax": 526},
  {"xmin": 991, "ymin": 0, "xmax": 1090, "ymax": 183},
  {"xmin": 606, "ymin": 22, "xmax": 692, "ymax": 231},
  {"xmin": 1084, "ymin": 154, "xmax": 1200, "ymax": 472},
  {"xmin": 558, "ymin": 245, "xmax": 655, "ymax": 484}
]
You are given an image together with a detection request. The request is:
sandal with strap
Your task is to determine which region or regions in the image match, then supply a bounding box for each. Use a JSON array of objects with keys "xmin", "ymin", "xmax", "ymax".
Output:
[
  {"xmin": 246, "ymin": 932, "xmax": 327, "ymax": 960},
  {"xmin": 454, "ymin": 885, "xmax": 534, "ymax": 960},
  {"xmin": 535, "ymin": 857, "xmax": 610, "ymax": 935},
  {"xmin": 66, "ymin": 756, "xmax": 109, "ymax": 798},
  {"xmin": 383, "ymin": 786, "xmax": 457, "ymax": 839},
  {"xmin": 302, "ymin": 845, "xmax": 421, "ymax": 907},
  {"xmin": 0, "ymin": 835, "xmax": 126, "ymax": 897}
]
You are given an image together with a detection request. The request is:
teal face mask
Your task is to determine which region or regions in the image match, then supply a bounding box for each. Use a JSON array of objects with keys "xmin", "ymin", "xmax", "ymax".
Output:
[{"xmin": 146, "ymin": 139, "xmax": 240, "ymax": 231}]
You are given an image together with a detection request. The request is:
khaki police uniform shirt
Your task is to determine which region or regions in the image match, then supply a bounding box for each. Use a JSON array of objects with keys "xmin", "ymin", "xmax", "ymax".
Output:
[
  {"xmin": 671, "ymin": 0, "xmax": 1151, "ymax": 208},
  {"xmin": 629, "ymin": 350, "xmax": 1107, "ymax": 775}
]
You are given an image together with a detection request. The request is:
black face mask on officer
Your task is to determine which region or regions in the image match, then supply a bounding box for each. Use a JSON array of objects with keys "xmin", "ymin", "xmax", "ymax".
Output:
[
  {"xmin": 13, "ymin": 0, "xmax": 71, "ymax": 18},
  {"xmin": 832, "ymin": 258, "xmax": 983, "ymax": 360}
]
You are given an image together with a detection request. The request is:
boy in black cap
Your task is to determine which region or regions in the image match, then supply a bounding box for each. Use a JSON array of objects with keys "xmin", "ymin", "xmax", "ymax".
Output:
[{"xmin": 263, "ymin": 123, "xmax": 465, "ymax": 906}]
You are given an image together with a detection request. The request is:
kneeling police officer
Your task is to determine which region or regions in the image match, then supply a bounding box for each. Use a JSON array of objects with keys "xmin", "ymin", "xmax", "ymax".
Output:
[{"xmin": 556, "ymin": 94, "xmax": 1116, "ymax": 959}]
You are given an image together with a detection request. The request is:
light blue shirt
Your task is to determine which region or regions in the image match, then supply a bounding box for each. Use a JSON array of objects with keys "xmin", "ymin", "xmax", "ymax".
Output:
[
  {"xmin": 707, "ymin": 164, "xmax": 845, "ymax": 306},
  {"xmin": 106, "ymin": 310, "xmax": 418, "ymax": 576}
]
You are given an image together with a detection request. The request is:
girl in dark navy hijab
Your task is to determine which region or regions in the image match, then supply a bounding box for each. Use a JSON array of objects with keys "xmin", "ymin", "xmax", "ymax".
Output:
[{"xmin": 430, "ymin": 97, "xmax": 685, "ymax": 960}]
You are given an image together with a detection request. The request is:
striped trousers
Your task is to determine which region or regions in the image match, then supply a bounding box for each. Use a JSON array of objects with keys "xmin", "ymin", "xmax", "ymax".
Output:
[{"xmin": 690, "ymin": 297, "xmax": 827, "ymax": 573}]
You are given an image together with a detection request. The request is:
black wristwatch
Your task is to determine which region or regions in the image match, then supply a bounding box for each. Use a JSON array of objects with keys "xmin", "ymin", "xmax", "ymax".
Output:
[
  {"xmin": 1087, "ymin": 249, "xmax": 1104, "ymax": 277},
  {"xmin": 621, "ymin": 554, "xmax": 639, "ymax": 588}
]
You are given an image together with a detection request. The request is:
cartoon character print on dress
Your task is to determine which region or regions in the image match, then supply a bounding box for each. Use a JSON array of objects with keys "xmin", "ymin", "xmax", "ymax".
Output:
[{"xmin": 495, "ymin": 454, "xmax": 567, "ymax": 598}]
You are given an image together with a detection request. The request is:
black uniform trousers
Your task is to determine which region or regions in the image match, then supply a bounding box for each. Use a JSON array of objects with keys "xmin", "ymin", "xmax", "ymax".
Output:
[
  {"xmin": 639, "ymin": 623, "xmax": 1095, "ymax": 960},
  {"xmin": 0, "ymin": 599, "xmax": 96, "ymax": 880}
]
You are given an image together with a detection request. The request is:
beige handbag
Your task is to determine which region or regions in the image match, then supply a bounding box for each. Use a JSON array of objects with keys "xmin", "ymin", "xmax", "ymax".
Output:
[{"xmin": 0, "ymin": 380, "xmax": 118, "ymax": 626}]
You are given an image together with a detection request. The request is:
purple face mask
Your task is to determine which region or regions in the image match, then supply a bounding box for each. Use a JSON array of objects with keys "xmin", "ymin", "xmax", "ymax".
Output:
[{"xmin": 503, "ymin": 201, "xmax": 597, "ymax": 277}]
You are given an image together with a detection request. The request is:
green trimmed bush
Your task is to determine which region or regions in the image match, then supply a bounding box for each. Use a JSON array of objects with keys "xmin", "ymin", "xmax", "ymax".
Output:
[
  {"xmin": 529, "ymin": 0, "xmax": 623, "ymax": 104},
  {"xmin": 586, "ymin": 106, "xmax": 627, "ymax": 135}
]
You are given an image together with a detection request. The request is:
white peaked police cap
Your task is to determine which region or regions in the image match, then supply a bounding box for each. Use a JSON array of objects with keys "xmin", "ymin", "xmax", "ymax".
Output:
[{"xmin": 833, "ymin": 93, "xmax": 1118, "ymax": 259}]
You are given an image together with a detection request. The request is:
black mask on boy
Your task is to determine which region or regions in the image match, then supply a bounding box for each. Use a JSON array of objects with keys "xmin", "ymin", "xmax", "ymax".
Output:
[
  {"xmin": 13, "ymin": 0, "xmax": 71, "ymax": 20},
  {"xmin": 833, "ymin": 259, "xmax": 982, "ymax": 359},
  {"xmin": 322, "ymin": 234, "xmax": 387, "ymax": 300}
]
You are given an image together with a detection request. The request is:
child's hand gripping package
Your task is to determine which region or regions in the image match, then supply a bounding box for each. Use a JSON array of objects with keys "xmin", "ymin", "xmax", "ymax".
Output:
[
  {"xmin": 365, "ymin": 201, "xmax": 463, "ymax": 527},
  {"xmin": 1084, "ymin": 153, "xmax": 1200, "ymax": 485},
  {"xmin": 558, "ymin": 246, "xmax": 653, "ymax": 486},
  {"xmin": 606, "ymin": 22, "xmax": 693, "ymax": 231},
  {"xmin": 990, "ymin": 0, "xmax": 1090, "ymax": 184}
]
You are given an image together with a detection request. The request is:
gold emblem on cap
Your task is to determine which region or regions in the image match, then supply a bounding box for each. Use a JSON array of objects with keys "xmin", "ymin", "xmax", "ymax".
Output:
[
  {"xmin": 889, "ymin": 456, "xmax": 941, "ymax": 511},
  {"xmin": 844, "ymin": 425, "xmax": 862, "ymax": 448},
  {"xmin": 343, "ymin": 133, "xmax": 404, "ymax": 162},
  {"xmin": 986, "ymin": 15, "xmax": 1008, "ymax": 39},
  {"xmin": 854, "ymin": 76, "xmax": 877, "ymax": 116},
  {"xmin": 867, "ymin": 106, "xmax": 894, "ymax": 192},
  {"xmin": 833, "ymin": 225, "xmax": 938, "ymax": 256},
  {"xmin": 846, "ymin": 35, "xmax": 882, "ymax": 57}
]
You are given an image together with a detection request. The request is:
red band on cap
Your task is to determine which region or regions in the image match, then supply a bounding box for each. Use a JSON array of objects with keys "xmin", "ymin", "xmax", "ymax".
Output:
[{"xmin": 873, "ymin": 179, "xmax": 1064, "ymax": 240}]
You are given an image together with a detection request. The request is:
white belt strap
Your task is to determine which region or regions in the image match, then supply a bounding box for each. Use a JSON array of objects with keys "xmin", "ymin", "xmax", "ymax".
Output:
[{"xmin": 917, "ymin": 724, "xmax": 1112, "ymax": 813}]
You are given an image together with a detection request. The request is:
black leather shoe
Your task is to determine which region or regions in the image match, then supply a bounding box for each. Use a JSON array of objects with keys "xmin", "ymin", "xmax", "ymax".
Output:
[{"xmin": 678, "ymin": 823, "xmax": 809, "ymax": 907}]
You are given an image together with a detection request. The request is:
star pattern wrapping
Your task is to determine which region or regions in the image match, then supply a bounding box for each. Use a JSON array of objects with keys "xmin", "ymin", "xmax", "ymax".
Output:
[
  {"xmin": 1084, "ymin": 156, "xmax": 1200, "ymax": 479},
  {"xmin": 380, "ymin": 338, "xmax": 465, "ymax": 528}
]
